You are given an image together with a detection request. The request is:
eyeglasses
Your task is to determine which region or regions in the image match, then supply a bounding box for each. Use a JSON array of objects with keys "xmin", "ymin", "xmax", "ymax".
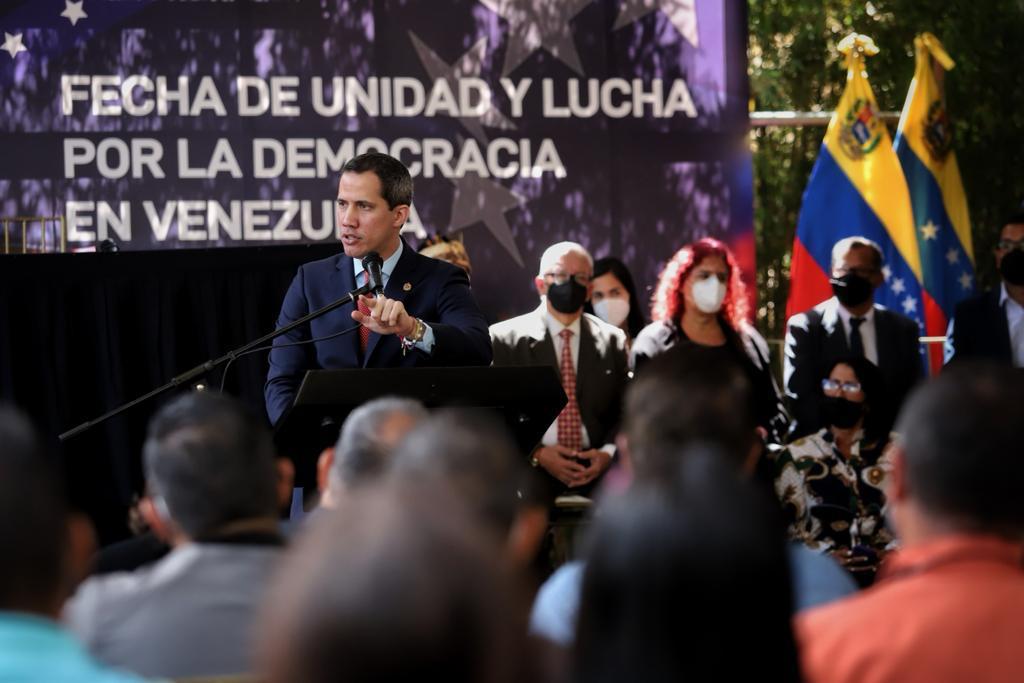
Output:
[
  {"xmin": 996, "ymin": 239, "xmax": 1024, "ymax": 251},
  {"xmin": 544, "ymin": 271, "xmax": 591, "ymax": 287},
  {"xmin": 821, "ymin": 378, "xmax": 862, "ymax": 395}
]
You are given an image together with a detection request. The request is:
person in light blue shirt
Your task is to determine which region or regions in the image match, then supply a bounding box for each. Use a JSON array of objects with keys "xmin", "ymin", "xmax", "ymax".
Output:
[
  {"xmin": 0, "ymin": 613, "xmax": 148, "ymax": 683},
  {"xmin": 530, "ymin": 546, "xmax": 856, "ymax": 646},
  {"xmin": 0, "ymin": 407, "xmax": 150, "ymax": 683},
  {"xmin": 530, "ymin": 345, "xmax": 857, "ymax": 646}
]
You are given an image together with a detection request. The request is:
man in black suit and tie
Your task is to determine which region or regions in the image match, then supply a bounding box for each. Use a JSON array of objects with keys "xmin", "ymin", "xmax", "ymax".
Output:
[
  {"xmin": 490, "ymin": 242, "xmax": 629, "ymax": 499},
  {"xmin": 784, "ymin": 236, "xmax": 923, "ymax": 439},
  {"xmin": 946, "ymin": 214, "xmax": 1024, "ymax": 367}
]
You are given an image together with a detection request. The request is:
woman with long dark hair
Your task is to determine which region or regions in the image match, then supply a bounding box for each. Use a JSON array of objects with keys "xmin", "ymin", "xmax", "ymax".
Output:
[
  {"xmin": 631, "ymin": 238, "xmax": 789, "ymax": 443},
  {"xmin": 585, "ymin": 257, "xmax": 646, "ymax": 344}
]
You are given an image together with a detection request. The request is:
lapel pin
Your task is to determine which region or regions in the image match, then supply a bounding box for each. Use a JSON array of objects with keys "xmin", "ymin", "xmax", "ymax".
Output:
[{"xmin": 402, "ymin": 282, "xmax": 412, "ymax": 292}]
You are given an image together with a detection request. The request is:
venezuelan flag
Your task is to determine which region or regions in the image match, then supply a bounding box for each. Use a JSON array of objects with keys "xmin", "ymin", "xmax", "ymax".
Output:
[
  {"xmin": 894, "ymin": 33, "xmax": 974, "ymax": 372},
  {"xmin": 787, "ymin": 34, "xmax": 925, "ymax": 349}
]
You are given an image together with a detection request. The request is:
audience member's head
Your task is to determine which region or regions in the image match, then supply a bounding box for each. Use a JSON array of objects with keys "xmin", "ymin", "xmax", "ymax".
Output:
[
  {"xmin": 141, "ymin": 391, "xmax": 280, "ymax": 544},
  {"xmin": 573, "ymin": 446, "xmax": 800, "ymax": 683},
  {"xmin": 651, "ymin": 237, "xmax": 750, "ymax": 332},
  {"xmin": 890, "ymin": 363, "xmax": 1024, "ymax": 541},
  {"xmin": 0, "ymin": 407, "xmax": 92, "ymax": 617},
  {"xmin": 260, "ymin": 482, "xmax": 535, "ymax": 683},
  {"xmin": 587, "ymin": 256, "xmax": 646, "ymax": 338},
  {"xmin": 996, "ymin": 211, "xmax": 1024, "ymax": 285},
  {"xmin": 622, "ymin": 344, "xmax": 758, "ymax": 481},
  {"xmin": 419, "ymin": 232, "xmax": 473, "ymax": 276},
  {"xmin": 391, "ymin": 409, "xmax": 548, "ymax": 568},
  {"xmin": 317, "ymin": 396, "xmax": 427, "ymax": 507}
]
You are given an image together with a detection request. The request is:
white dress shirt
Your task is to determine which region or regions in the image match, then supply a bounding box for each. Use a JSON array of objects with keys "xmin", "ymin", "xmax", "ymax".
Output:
[
  {"xmin": 539, "ymin": 311, "xmax": 614, "ymax": 455},
  {"xmin": 836, "ymin": 303, "xmax": 878, "ymax": 365},
  {"xmin": 1000, "ymin": 283, "xmax": 1024, "ymax": 368}
]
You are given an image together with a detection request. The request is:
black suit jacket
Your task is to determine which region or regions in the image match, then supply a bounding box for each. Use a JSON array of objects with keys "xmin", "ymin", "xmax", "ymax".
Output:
[
  {"xmin": 489, "ymin": 306, "xmax": 630, "ymax": 454},
  {"xmin": 265, "ymin": 241, "xmax": 492, "ymax": 424},
  {"xmin": 947, "ymin": 288, "xmax": 1013, "ymax": 365},
  {"xmin": 784, "ymin": 298, "xmax": 922, "ymax": 438}
]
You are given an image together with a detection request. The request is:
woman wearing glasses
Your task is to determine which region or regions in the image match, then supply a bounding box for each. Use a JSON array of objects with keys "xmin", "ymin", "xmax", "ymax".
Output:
[
  {"xmin": 773, "ymin": 356, "xmax": 895, "ymax": 586},
  {"xmin": 631, "ymin": 237, "xmax": 790, "ymax": 444}
]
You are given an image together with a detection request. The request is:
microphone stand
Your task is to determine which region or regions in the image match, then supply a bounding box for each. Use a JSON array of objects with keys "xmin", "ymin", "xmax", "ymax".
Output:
[{"xmin": 59, "ymin": 284, "xmax": 373, "ymax": 442}]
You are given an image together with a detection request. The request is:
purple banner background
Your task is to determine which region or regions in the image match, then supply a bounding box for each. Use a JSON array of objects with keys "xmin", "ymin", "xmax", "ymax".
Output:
[{"xmin": 0, "ymin": 0, "xmax": 753, "ymax": 321}]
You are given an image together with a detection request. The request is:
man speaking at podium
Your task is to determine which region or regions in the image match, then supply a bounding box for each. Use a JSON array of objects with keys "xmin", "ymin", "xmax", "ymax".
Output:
[{"xmin": 264, "ymin": 152, "xmax": 492, "ymax": 425}]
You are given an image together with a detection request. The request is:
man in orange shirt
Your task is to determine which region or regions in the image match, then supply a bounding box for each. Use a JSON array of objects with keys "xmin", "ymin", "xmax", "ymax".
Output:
[{"xmin": 797, "ymin": 363, "xmax": 1024, "ymax": 683}]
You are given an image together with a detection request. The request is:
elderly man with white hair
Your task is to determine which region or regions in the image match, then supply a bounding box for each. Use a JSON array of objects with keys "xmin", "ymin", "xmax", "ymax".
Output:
[{"xmin": 489, "ymin": 241, "xmax": 630, "ymax": 501}]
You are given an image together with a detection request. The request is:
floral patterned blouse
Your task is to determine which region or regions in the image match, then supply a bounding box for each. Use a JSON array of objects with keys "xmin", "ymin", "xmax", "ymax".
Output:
[{"xmin": 772, "ymin": 428, "xmax": 895, "ymax": 571}]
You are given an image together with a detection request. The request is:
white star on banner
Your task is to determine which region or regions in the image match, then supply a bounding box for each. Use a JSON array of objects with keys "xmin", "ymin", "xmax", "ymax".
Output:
[
  {"xmin": 448, "ymin": 137, "xmax": 526, "ymax": 266},
  {"xmin": 1, "ymin": 32, "xmax": 27, "ymax": 59},
  {"xmin": 946, "ymin": 248, "xmax": 959, "ymax": 265},
  {"xmin": 408, "ymin": 33, "xmax": 515, "ymax": 143},
  {"xmin": 902, "ymin": 296, "xmax": 918, "ymax": 314},
  {"xmin": 882, "ymin": 265, "xmax": 892, "ymax": 281},
  {"xmin": 478, "ymin": 0, "xmax": 593, "ymax": 76},
  {"xmin": 891, "ymin": 277, "xmax": 906, "ymax": 295},
  {"xmin": 959, "ymin": 272, "xmax": 973, "ymax": 290},
  {"xmin": 61, "ymin": 0, "xmax": 88, "ymax": 26},
  {"xmin": 613, "ymin": 0, "xmax": 699, "ymax": 47},
  {"xmin": 920, "ymin": 220, "xmax": 939, "ymax": 241}
]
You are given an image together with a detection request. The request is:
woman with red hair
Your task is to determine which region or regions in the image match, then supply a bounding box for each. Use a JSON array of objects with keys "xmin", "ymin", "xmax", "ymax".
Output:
[{"xmin": 632, "ymin": 238, "xmax": 789, "ymax": 443}]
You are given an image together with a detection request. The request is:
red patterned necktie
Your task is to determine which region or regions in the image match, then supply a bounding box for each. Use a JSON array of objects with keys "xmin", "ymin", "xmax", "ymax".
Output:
[
  {"xmin": 556, "ymin": 328, "xmax": 583, "ymax": 453},
  {"xmin": 357, "ymin": 270, "xmax": 372, "ymax": 354}
]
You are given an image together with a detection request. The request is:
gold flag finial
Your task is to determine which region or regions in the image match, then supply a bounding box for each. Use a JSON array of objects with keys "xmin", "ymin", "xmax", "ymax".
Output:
[
  {"xmin": 838, "ymin": 33, "xmax": 879, "ymax": 60},
  {"xmin": 917, "ymin": 32, "xmax": 955, "ymax": 71}
]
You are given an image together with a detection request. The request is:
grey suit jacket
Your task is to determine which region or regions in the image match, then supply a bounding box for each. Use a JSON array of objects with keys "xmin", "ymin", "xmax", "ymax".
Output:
[
  {"xmin": 489, "ymin": 305, "xmax": 629, "ymax": 452},
  {"xmin": 64, "ymin": 542, "xmax": 283, "ymax": 679},
  {"xmin": 784, "ymin": 297, "xmax": 922, "ymax": 438}
]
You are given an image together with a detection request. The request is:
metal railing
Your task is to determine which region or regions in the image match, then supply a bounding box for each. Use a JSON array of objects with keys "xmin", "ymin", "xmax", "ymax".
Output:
[
  {"xmin": 1, "ymin": 216, "xmax": 67, "ymax": 254},
  {"xmin": 765, "ymin": 335, "xmax": 948, "ymax": 380}
]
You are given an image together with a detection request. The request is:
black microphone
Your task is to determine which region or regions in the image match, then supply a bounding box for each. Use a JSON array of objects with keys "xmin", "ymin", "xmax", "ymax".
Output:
[{"xmin": 362, "ymin": 251, "xmax": 384, "ymax": 294}]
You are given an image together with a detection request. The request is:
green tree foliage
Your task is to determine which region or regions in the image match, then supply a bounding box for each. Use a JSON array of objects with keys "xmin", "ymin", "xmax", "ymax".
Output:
[{"xmin": 749, "ymin": 0, "xmax": 1024, "ymax": 339}]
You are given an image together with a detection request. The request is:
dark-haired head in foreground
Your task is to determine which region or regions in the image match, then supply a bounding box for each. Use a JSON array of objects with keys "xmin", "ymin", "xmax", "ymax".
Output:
[
  {"xmin": 622, "ymin": 343, "xmax": 759, "ymax": 480},
  {"xmin": 260, "ymin": 482, "xmax": 537, "ymax": 683},
  {"xmin": 390, "ymin": 409, "xmax": 548, "ymax": 569},
  {"xmin": 0, "ymin": 407, "xmax": 91, "ymax": 617},
  {"xmin": 890, "ymin": 362, "xmax": 1024, "ymax": 539},
  {"xmin": 574, "ymin": 447, "xmax": 800, "ymax": 683},
  {"xmin": 141, "ymin": 390, "xmax": 282, "ymax": 542}
]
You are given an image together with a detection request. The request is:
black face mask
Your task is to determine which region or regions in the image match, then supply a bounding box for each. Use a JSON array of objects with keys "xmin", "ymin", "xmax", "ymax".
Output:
[
  {"xmin": 822, "ymin": 396, "xmax": 864, "ymax": 429},
  {"xmin": 546, "ymin": 279, "xmax": 588, "ymax": 314},
  {"xmin": 830, "ymin": 273, "xmax": 874, "ymax": 309},
  {"xmin": 1000, "ymin": 249, "xmax": 1024, "ymax": 286}
]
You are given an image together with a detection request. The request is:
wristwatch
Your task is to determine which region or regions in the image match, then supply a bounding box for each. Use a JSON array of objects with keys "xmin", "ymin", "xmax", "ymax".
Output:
[
  {"xmin": 406, "ymin": 317, "xmax": 426, "ymax": 343},
  {"xmin": 400, "ymin": 317, "xmax": 426, "ymax": 355}
]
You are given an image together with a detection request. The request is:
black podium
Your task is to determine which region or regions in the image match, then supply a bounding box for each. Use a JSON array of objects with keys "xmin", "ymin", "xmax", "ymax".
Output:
[{"xmin": 274, "ymin": 366, "xmax": 567, "ymax": 488}]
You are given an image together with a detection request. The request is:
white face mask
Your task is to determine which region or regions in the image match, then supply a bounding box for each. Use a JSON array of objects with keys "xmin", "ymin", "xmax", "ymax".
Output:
[
  {"xmin": 691, "ymin": 276, "xmax": 727, "ymax": 314},
  {"xmin": 593, "ymin": 297, "xmax": 631, "ymax": 328}
]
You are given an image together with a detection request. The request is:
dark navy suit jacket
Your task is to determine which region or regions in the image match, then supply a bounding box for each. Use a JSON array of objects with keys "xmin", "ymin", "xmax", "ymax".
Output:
[
  {"xmin": 947, "ymin": 288, "xmax": 1013, "ymax": 366},
  {"xmin": 264, "ymin": 242, "xmax": 492, "ymax": 425}
]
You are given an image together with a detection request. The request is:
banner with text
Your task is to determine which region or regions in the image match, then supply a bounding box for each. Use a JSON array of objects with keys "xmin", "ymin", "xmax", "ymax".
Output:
[{"xmin": 0, "ymin": 0, "xmax": 752, "ymax": 319}]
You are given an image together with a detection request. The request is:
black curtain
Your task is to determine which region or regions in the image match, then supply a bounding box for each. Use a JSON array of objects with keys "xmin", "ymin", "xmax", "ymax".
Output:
[{"xmin": 0, "ymin": 244, "xmax": 337, "ymax": 543}]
